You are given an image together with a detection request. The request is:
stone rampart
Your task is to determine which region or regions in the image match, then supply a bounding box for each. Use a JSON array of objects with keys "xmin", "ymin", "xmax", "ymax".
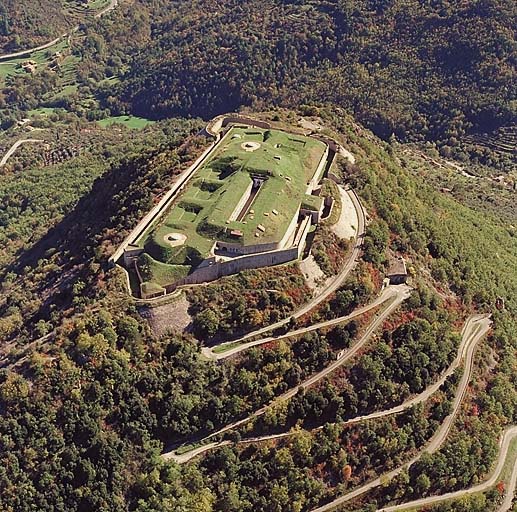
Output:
[
  {"xmin": 306, "ymin": 145, "xmax": 330, "ymax": 194},
  {"xmin": 167, "ymin": 246, "xmax": 299, "ymax": 290},
  {"xmin": 206, "ymin": 114, "xmax": 271, "ymax": 137}
]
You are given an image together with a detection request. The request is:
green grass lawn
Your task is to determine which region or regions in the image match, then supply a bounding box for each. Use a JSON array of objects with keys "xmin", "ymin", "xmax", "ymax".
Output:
[
  {"xmin": 146, "ymin": 126, "xmax": 326, "ymax": 255},
  {"xmin": 98, "ymin": 116, "xmax": 155, "ymax": 129},
  {"xmin": 135, "ymin": 126, "xmax": 327, "ymax": 289},
  {"xmin": 0, "ymin": 38, "xmax": 70, "ymax": 82},
  {"xmin": 137, "ymin": 253, "xmax": 191, "ymax": 287},
  {"xmin": 28, "ymin": 107, "xmax": 59, "ymax": 116},
  {"xmin": 87, "ymin": 0, "xmax": 111, "ymax": 11}
]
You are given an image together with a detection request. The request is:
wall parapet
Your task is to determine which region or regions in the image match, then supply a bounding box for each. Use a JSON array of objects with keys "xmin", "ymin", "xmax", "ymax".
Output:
[
  {"xmin": 206, "ymin": 114, "xmax": 272, "ymax": 138},
  {"xmin": 112, "ymin": 114, "xmax": 335, "ymax": 298},
  {"xmin": 166, "ymin": 246, "xmax": 300, "ymax": 291}
]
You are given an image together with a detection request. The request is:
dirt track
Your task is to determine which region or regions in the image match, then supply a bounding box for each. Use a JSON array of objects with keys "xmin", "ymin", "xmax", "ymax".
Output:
[
  {"xmin": 202, "ymin": 284, "xmax": 401, "ymax": 361},
  {"xmin": 0, "ymin": 139, "xmax": 45, "ymax": 166},
  {"xmin": 379, "ymin": 425, "xmax": 517, "ymax": 512},
  {"xmin": 164, "ymin": 285, "xmax": 411, "ymax": 463}
]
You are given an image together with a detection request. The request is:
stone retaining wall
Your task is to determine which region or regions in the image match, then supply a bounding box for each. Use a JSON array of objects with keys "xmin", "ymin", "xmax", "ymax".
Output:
[
  {"xmin": 206, "ymin": 114, "xmax": 271, "ymax": 138},
  {"xmin": 166, "ymin": 246, "xmax": 299, "ymax": 290}
]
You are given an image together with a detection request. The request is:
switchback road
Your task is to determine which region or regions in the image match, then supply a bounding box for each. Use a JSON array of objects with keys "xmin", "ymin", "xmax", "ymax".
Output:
[
  {"xmin": 379, "ymin": 425, "xmax": 517, "ymax": 512},
  {"xmin": 229, "ymin": 314, "xmax": 491, "ymax": 448},
  {"xmin": 309, "ymin": 314, "xmax": 492, "ymax": 512},
  {"xmin": 203, "ymin": 283, "xmax": 400, "ymax": 361},
  {"xmin": 163, "ymin": 284, "xmax": 412, "ymax": 463}
]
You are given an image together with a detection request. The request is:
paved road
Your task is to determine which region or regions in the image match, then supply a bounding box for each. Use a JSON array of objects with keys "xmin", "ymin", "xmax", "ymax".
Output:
[
  {"xmin": 163, "ymin": 284, "xmax": 412, "ymax": 463},
  {"xmin": 203, "ymin": 284, "xmax": 399, "ymax": 361},
  {"xmin": 202, "ymin": 187, "xmax": 366, "ymax": 354},
  {"xmin": 94, "ymin": 0, "xmax": 119, "ymax": 18},
  {"xmin": 0, "ymin": 139, "xmax": 45, "ymax": 166},
  {"xmin": 379, "ymin": 426, "xmax": 517, "ymax": 512},
  {"xmin": 0, "ymin": 37, "xmax": 66, "ymax": 61},
  {"xmin": 226, "ymin": 314, "xmax": 491, "ymax": 448},
  {"xmin": 308, "ymin": 314, "xmax": 492, "ymax": 512},
  {"xmin": 0, "ymin": 0, "xmax": 119, "ymax": 61}
]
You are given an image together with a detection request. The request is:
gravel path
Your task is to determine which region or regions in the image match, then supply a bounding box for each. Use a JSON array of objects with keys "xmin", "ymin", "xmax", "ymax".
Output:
[
  {"xmin": 164, "ymin": 285, "xmax": 411, "ymax": 463},
  {"xmin": 380, "ymin": 425, "xmax": 517, "ymax": 512},
  {"xmin": 332, "ymin": 184, "xmax": 359, "ymax": 240},
  {"xmin": 309, "ymin": 314, "xmax": 492, "ymax": 512},
  {"xmin": 202, "ymin": 284, "xmax": 405, "ymax": 361},
  {"xmin": 0, "ymin": 139, "xmax": 45, "ymax": 166}
]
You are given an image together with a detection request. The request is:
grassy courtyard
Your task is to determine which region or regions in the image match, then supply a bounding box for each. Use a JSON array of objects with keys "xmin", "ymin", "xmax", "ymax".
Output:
[{"xmin": 137, "ymin": 126, "xmax": 327, "ymax": 287}]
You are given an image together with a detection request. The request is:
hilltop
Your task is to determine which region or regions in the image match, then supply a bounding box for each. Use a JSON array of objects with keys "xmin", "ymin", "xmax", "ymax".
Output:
[
  {"xmin": 0, "ymin": 109, "xmax": 515, "ymax": 511},
  {"xmin": 0, "ymin": 1, "xmax": 515, "ymax": 510}
]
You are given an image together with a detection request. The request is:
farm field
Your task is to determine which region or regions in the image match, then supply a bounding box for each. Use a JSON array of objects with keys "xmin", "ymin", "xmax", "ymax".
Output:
[{"xmin": 97, "ymin": 115, "xmax": 155, "ymax": 129}]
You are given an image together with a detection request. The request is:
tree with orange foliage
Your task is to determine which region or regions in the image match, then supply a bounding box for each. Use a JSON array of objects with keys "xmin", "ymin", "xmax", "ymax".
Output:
[{"xmin": 342, "ymin": 464, "xmax": 352, "ymax": 482}]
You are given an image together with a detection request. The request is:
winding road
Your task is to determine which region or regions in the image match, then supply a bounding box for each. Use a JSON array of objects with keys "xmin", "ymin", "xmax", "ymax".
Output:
[
  {"xmin": 165, "ymin": 312, "xmax": 490, "ymax": 466},
  {"xmin": 163, "ymin": 284, "xmax": 412, "ymax": 463},
  {"xmin": 0, "ymin": 0, "xmax": 119, "ymax": 61},
  {"xmin": 201, "ymin": 187, "xmax": 366, "ymax": 356},
  {"xmin": 228, "ymin": 314, "xmax": 492, "ymax": 449},
  {"xmin": 309, "ymin": 314, "xmax": 492, "ymax": 512},
  {"xmin": 0, "ymin": 139, "xmax": 45, "ymax": 166},
  {"xmin": 203, "ymin": 282, "xmax": 398, "ymax": 361},
  {"xmin": 379, "ymin": 426, "xmax": 517, "ymax": 512}
]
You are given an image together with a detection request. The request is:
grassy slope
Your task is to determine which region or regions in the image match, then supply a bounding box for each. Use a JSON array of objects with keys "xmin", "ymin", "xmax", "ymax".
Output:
[
  {"xmin": 140, "ymin": 126, "xmax": 326, "ymax": 285},
  {"xmin": 97, "ymin": 116, "xmax": 155, "ymax": 129}
]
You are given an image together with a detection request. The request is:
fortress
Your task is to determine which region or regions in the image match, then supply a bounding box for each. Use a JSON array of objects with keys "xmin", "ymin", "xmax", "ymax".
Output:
[{"xmin": 116, "ymin": 115, "xmax": 337, "ymax": 299}]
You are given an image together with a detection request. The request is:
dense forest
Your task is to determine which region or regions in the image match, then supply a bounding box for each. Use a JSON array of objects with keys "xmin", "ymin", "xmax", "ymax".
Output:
[
  {"xmin": 0, "ymin": 108, "xmax": 515, "ymax": 511},
  {"xmin": 0, "ymin": 0, "xmax": 514, "ymax": 151},
  {"xmin": 0, "ymin": 0, "xmax": 83, "ymax": 52},
  {"xmin": 104, "ymin": 0, "xmax": 516, "ymax": 143},
  {"xmin": 0, "ymin": 0, "xmax": 515, "ymax": 510}
]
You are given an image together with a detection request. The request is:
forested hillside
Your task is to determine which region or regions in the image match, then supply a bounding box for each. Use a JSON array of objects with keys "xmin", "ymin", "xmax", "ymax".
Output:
[
  {"xmin": 2, "ymin": 0, "xmax": 514, "ymax": 154},
  {"xmin": 106, "ymin": 0, "xmax": 516, "ymax": 143},
  {"xmin": 0, "ymin": 0, "xmax": 515, "ymax": 509},
  {"xmin": 0, "ymin": 0, "xmax": 75, "ymax": 52},
  {"xmin": 0, "ymin": 109, "xmax": 516, "ymax": 511}
]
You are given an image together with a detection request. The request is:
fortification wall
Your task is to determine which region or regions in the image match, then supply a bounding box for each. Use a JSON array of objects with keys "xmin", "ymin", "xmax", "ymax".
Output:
[
  {"xmin": 216, "ymin": 240, "xmax": 279, "ymax": 255},
  {"xmin": 312, "ymin": 134, "xmax": 341, "ymax": 153},
  {"xmin": 123, "ymin": 247, "xmax": 144, "ymax": 267},
  {"xmin": 111, "ymin": 127, "xmax": 236, "ymax": 267},
  {"xmin": 167, "ymin": 246, "xmax": 299, "ymax": 290},
  {"xmin": 306, "ymin": 145, "xmax": 330, "ymax": 194},
  {"xmin": 206, "ymin": 114, "xmax": 271, "ymax": 137},
  {"xmin": 278, "ymin": 210, "xmax": 301, "ymax": 249},
  {"xmin": 228, "ymin": 181, "xmax": 253, "ymax": 222},
  {"xmin": 110, "ymin": 141, "xmax": 218, "ymax": 265},
  {"xmin": 293, "ymin": 215, "xmax": 312, "ymax": 258}
]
